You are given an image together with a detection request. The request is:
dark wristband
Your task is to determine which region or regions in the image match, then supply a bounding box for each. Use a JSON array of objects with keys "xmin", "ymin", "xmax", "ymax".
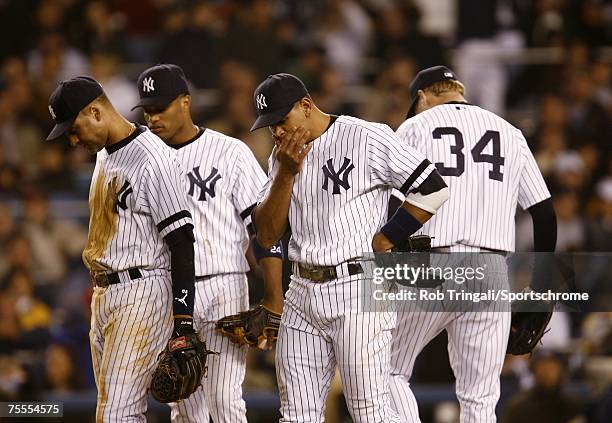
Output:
[
  {"xmin": 173, "ymin": 315, "xmax": 194, "ymax": 336},
  {"xmin": 251, "ymin": 237, "xmax": 283, "ymax": 262},
  {"xmin": 380, "ymin": 206, "xmax": 423, "ymax": 247}
]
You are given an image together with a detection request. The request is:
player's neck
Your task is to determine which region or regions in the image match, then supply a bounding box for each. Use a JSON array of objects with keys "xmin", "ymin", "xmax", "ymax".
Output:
[
  {"xmin": 106, "ymin": 115, "xmax": 136, "ymax": 147},
  {"xmin": 167, "ymin": 122, "xmax": 199, "ymax": 145},
  {"xmin": 308, "ymin": 110, "xmax": 333, "ymax": 141},
  {"xmin": 436, "ymin": 92, "xmax": 466, "ymax": 105}
]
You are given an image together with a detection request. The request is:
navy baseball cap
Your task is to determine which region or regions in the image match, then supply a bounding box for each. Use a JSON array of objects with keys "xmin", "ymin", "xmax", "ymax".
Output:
[
  {"xmin": 46, "ymin": 76, "xmax": 104, "ymax": 141},
  {"xmin": 132, "ymin": 64, "xmax": 189, "ymax": 111},
  {"xmin": 406, "ymin": 65, "xmax": 458, "ymax": 119},
  {"xmin": 250, "ymin": 73, "xmax": 309, "ymax": 131}
]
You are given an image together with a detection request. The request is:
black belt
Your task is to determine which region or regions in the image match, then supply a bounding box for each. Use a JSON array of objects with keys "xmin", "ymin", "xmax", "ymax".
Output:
[
  {"xmin": 91, "ymin": 268, "xmax": 142, "ymax": 287},
  {"xmin": 195, "ymin": 275, "xmax": 214, "ymax": 282},
  {"xmin": 294, "ymin": 262, "xmax": 363, "ymax": 283},
  {"xmin": 432, "ymin": 246, "xmax": 507, "ymax": 256}
]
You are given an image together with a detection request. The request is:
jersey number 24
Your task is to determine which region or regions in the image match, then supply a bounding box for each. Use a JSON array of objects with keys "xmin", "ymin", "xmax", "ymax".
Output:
[{"xmin": 432, "ymin": 127, "xmax": 505, "ymax": 182}]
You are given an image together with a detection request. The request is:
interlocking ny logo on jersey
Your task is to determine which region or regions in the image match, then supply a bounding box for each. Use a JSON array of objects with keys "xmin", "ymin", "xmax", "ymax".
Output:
[
  {"xmin": 114, "ymin": 180, "xmax": 133, "ymax": 212},
  {"xmin": 142, "ymin": 77, "xmax": 155, "ymax": 92},
  {"xmin": 256, "ymin": 94, "xmax": 267, "ymax": 110},
  {"xmin": 187, "ymin": 166, "xmax": 222, "ymax": 201},
  {"xmin": 322, "ymin": 157, "xmax": 355, "ymax": 194}
]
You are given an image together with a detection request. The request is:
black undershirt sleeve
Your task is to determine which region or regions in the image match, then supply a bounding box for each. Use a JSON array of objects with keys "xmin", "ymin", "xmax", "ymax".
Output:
[
  {"xmin": 527, "ymin": 198, "xmax": 557, "ymax": 292},
  {"xmin": 527, "ymin": 198, "xmax": 557, "ymax": 252},
  {"xmin": 164, "ymin": 224, "xmax": 196, "ymax": 317}
]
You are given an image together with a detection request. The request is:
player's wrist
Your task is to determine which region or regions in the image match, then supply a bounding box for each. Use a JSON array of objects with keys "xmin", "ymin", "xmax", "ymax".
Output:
[{"xmin": 173, "ymin": 315, "xmax": 195, "ymax": 337}]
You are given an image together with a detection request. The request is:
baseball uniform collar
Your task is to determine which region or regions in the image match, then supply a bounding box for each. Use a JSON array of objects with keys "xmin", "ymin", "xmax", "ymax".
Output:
[
  {"xmin": 168, "ymin": 127, "xmax": 205, "ymax": 150},
  {"xmin": 105, "ymin": 124, "xmax": 145, "ymax": 154}
]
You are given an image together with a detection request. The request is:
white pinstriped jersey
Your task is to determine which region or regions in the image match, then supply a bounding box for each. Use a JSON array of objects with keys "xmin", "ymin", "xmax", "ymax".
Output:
[
  {"xmin": 261, "ymin": 115, "xmax": 436, "ymax": 266},
  {"xmin": 170, "ymin": 128, "xmax": 267, "ymax": 276},
  {"xmin": 83, "ymin": 126, "xmax": 192, "ymax": 272},
  {"xmin": 396, "ymin": 102, "xmax": 550, "ymax": 252}
]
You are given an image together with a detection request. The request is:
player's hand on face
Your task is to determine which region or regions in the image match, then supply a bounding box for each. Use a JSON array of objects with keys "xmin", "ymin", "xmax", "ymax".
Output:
[{"xmin": 276, "ymin": 126, "xmax": 312, "ymax": 176}]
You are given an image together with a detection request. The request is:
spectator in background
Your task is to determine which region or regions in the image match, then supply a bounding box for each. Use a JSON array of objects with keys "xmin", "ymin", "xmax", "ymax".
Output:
[
  {"xmin": 373, "ymin": 1, "xmax": 444, "ymax": 68},
  {"xmin": 585, "ymin": 176, "xmax": 612, "ymax": 252},
  {"xmin": 361, "ymin": 56, "xmax": 415, "ymax": 130},
  {"xmin": 553, "ymin": 189, "xmax": 585, "ymax": 252},
  {"xmin": 4, "ymin": 233, "xmax": 33, "ymax": 272},
  {"xmin": 454, "ymin": 0, "xmax": 525, "ymax": 115},
  {"xmin": 309, "ymin": 65, "xmax": 355, "ymax": 116},
  {"xmin": 566, "ymin": 71, "xmax": 609, "ymax": 148},
  {"xmin": 158, "ymin": 1, "xmax": 222, "ymax": 89},
  {"xmin": 2, "ymin": 268, "xmax": 52, "ymax": 349},
  {"xmin": 221, "ymin": 0, "xmax": 285, "ymax": 79},
  {"xmin": 0, "ymin": 355, "xmax": 28, "ymax": 400},
  {"xmin": 315, "ymin": 0, "xmax": 372, "ymax": 84},
  {"xmin": 35, "ymin": 143, "xmax": 75, "ymax": 192},
  {"xmin": 42, "ymin": 344, "xmax": 79, "ymax": 394},
  {"xmin": 80, "ymin": 0, "xmax": 126, "ymax": 57},
  {"xmin": 27, "ymin": 31, "xmax": 88, "ymax": 84},
  {"xmin": 21, "ymin": 190, "xmax": 87, "ymax": 285},
  {"xmin": 0, "ymin": 293, "xmax": 21, "ymax": 354},
  {"xmin": 502, "ymin": 351, "xmax": 584, "ymax": 423},
  {"xmin": 0, "ymin": 204, "xmax": 16, "ymax": 275},
  {"xmin": 90, "ymin": 52, "xmax": 138, "ymax": 120}
]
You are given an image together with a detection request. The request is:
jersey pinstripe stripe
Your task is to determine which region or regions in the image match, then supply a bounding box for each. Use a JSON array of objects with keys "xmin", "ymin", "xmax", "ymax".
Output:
[
  {"xmin": 171, "ymin": 128, "xmax": 267, "ymax": 276},
  {"xmin": 260, "ymin": 115, "xmax": 436, "ymax": 266},
  {"xmin": 84, "ymin": 127, "xmax": 192, "ymax": 272},
  {"xmin": 396, "ymin": 103, "xmax": 550, "ymax": 252}
]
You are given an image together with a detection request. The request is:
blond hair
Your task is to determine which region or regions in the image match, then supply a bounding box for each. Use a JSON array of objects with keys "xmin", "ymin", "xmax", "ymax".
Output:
[{"xmin": 424, "ymin": 80, "xmax": 466, "ymax": 97}]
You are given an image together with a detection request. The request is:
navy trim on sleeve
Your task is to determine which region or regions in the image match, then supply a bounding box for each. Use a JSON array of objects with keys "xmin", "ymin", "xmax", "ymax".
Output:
[
  {"xmin": 399, "ymin": 159, "xmax": 431, "ymax": 195},
  {"xmin": 157, "ymin": 210, "xmax": 192, "ymax": 233}
]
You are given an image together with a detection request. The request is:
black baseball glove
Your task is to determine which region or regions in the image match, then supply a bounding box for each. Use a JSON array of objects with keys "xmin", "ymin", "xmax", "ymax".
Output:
[
  {"xmin": 507, "ymin": 295, "xmax": 554, "ymax": 355},
  {"xmin": 393, "ymin": 234, "xmax": 432, "ymax": 252},
  {"xmin": 150, "ymin": 332, "xmax": 216, "ymax": 403},
  {"xmin": 216, "ymin": 304, "xmax": 281, "ymax": 350}
]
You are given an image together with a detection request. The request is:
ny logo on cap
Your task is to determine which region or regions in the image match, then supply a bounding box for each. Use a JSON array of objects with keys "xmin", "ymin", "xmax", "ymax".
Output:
[
  {"xmin": 444, "ymin": 72, "xmax": 453, "ymax": 78},
  {"xmin": 256, "ymin": 93, "xmax": 267, "ymax": 110},
  {"xmin": 143, "ymin": 77, "xmax": 155, "ymax": 93},
  {"xmin": 48, "ymin": 105, "xmax": 56, "ymax": 120}
]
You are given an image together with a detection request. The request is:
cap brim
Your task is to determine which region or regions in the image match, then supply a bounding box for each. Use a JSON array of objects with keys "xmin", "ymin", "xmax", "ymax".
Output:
[
  {"xmin": 250, "ymin": 104, "xmax": 295, "ymax": 131},
  {"xmin": 46, "ymin": 118, "xmax": 75, "ymax": 141},
  {"xmin": 130, "ymin": 95, "xmax": 178, "ymax": 111},
  {"xmin": 406, "ymin": 98, "xmax": 418, "ymax": 119}
]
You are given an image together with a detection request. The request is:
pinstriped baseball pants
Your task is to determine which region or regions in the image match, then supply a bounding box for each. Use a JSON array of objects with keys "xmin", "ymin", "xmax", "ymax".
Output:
[
  {"xmin": 276, "ymin": 273, "xmax": 406, "ymax": 423},
  {"xmin": 90, "ymin": 274, "xmax": 173, "ymax": 422},
  {"xmin": 169, "ymin": 273, "xmax": 249, "ymax": 423}
]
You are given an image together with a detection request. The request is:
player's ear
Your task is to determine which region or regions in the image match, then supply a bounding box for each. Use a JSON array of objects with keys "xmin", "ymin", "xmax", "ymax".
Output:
[
  {"xmin": 181, "ymin": 95, "xmax": 191, "ymax": 110},
  {"xmin": 89, "ymin": 104, "xmax": 102, "ymax": 122},
  {"xmin": 300, "ymin": 97, "xmax": 312, "ymax": 117}
]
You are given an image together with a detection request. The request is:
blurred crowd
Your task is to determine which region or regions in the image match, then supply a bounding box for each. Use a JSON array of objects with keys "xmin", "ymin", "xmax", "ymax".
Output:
[{"xmin": 0, "ymin": 0, "xmax": 610, "ymax": 421}]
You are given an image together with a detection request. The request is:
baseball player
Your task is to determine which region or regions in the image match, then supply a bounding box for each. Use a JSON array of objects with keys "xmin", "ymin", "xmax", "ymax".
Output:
[
  {"xmin": 45, "ymin": 76, "xmax": 202, "ymax": 421},
  {"xmin": 391, "ymin": 66, "xmax": 558, "ymax": 422},
  {"xmin": 132, "ymin": 64, "xmax": 284, "ymax": 422},
  {"xmin": 250, "ymin": 73, "xmax": 450, "ymax": 422}
]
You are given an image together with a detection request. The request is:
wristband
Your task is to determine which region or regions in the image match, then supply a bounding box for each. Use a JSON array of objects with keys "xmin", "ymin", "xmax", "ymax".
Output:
[
  {"xmin": 380, "ymin": 207, "xmax": 423, "ymax": 247},
  {"xmin": 251, "ymin": 238, "xmax": 283, "ymax": 262}
]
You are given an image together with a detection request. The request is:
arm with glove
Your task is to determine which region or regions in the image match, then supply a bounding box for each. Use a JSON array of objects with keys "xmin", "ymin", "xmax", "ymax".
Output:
[
  {"xmin": 216, "ymin": 235, "xmax": 284, "ymax": 351},
  {"xmin": 150, "ymin": 224, "xmax": 216, "ymax": 403},
  {"xmin": 506, "ymin": 198, "xmax": 558, "ymax": 355}
]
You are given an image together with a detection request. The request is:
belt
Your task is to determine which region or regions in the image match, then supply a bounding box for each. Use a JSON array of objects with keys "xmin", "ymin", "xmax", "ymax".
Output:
[
  {"xmin": 293, "ymin": 262, "xmax": 363, "ymax": 283},
  {"xmin": 91, "ymin": 268, "xmax": 142, "ymax": 287},
  {"xmin": 432, "ymin": 246, "xmax": 507, "ymax": 256}
]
